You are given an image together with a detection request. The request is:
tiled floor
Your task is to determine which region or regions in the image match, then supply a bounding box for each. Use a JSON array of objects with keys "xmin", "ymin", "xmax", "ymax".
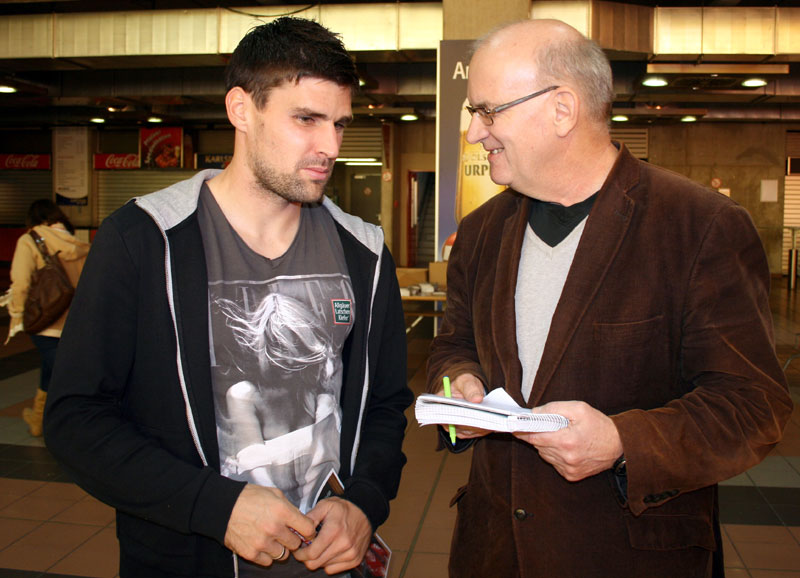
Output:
[{"xmin": 0, "ymin": 284, "xmax": 799, "ymax": 578}]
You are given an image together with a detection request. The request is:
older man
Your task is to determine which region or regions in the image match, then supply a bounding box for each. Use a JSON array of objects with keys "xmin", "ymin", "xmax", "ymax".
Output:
[{"xmin": 427, "ymin": 19, "xmax": 792, "ymax": 577}]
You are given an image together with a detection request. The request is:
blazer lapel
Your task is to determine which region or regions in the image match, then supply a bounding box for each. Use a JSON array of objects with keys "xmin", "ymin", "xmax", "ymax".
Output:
[{"xmin": 527, "ymin": 147, "xmax": 639, "ymax": 407}]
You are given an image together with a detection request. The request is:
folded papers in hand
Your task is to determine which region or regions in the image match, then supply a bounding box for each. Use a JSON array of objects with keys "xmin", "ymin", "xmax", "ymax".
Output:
[{"xmin": 415, "ymin": 388, "xmax": 569, "ymax": 433}]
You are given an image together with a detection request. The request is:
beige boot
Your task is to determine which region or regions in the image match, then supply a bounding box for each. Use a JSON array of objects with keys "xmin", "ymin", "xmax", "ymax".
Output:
[{"xmin": 22, "ymin": 389, "xmax": 47, "ymax": 437}]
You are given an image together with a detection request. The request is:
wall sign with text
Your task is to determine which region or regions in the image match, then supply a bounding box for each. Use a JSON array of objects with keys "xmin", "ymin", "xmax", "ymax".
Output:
[{"xmin": 0, "ymin": 154, "xmax": 51, "ymax": 170}]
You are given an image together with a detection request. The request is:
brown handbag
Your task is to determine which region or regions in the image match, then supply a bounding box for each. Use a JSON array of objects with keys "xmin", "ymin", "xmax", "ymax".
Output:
[{"xmin": 23, "ymin": 230, "xmax": 75, "ymax": 334}]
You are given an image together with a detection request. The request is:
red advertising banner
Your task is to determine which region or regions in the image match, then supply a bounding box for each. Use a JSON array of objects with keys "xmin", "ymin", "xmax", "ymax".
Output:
[
  {"xmin": 140, "ymin": 127, "xmax": 183, "ymax": 169},
  {"xmin": 93, "ymin": 153, "xmax": 141, "ymax": 170},
  {"xmin": 0, "ymin": 154, "xmax": 51, "ymax": 170}
]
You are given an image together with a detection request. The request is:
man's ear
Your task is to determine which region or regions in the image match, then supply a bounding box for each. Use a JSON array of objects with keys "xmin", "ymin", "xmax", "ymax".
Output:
[
  {"xmin": 553, "ymin": 87, "xmax": 579, "ymax": 137},
  {"xmin": 226, "ymin": 87, "xmax": 250, "ymax": 132}
]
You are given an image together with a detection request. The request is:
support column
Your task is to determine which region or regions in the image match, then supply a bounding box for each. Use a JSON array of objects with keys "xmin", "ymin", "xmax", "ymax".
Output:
[{"xmin": 442, "ymin": 0, "xmax": 529, "ymax": 40}]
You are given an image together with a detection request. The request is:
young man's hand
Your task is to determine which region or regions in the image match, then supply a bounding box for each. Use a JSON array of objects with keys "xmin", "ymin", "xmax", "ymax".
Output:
[
  {"xmin": 224, "ymin": 484, "xmax": 316, "ymax": 566},
  {"xmin": 293, "ymin": 497, "xmax": 371, "ymax": 574}
]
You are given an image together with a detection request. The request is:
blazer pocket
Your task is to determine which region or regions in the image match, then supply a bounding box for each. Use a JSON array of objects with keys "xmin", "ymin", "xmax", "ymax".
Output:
[
  {"xmin": 590, "ymin": 316, "xmax": 666, "ymax": 402},
  {"xmin": 593, "ymin": 315, "xmax": 664, "ymax": 345},
  {"xmin": 625, "ymin": 511, "xmax": 716, "ymax": 551}
]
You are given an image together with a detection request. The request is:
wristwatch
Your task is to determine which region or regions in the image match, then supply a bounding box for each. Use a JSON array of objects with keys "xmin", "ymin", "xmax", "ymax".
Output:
[{"xmin": 612, "ymin": 454, "xmax": 627, "ymax": 476}]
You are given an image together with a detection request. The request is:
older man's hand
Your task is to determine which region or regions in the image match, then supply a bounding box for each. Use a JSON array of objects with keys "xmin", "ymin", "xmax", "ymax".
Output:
[{"xmin": 513, "ymin": 400, "xmax": 623, "ymax": 481}]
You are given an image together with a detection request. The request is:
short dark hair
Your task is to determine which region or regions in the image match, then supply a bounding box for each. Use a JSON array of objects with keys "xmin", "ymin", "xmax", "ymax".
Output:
[
  {"xmin": 225, "ymin": 17, "xmax": 360, "ymax": 109},
  {"xmin": 27, "ymin": 199, "xmax": 74, "ymax": 234}
]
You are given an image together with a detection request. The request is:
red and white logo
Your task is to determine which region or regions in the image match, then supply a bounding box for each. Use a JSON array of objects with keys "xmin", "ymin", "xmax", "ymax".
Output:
[
  {"xmin": 93, "ymin": 153, "xmax": 141, "ymax": 169},
  {"xmin": 0, "ymin": 154, "xmax": 51, "ymax": 170}
]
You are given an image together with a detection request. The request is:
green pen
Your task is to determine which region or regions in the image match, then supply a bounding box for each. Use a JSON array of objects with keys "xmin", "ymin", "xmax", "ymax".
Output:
[{"xmin": 443, "ymin": 376, "xmax": 457, "ymax": 446}]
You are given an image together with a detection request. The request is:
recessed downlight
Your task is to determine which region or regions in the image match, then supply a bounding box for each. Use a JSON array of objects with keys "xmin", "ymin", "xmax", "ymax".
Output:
[
  {"xmin": 611, "ymin": 115, "xmax": 629, "ymax": 122},
  {"xmin": 742, "ymin": 78, "xmax": 767, "ymax": 88},
  {"xmin": 642, "ymin": 77, "xmax": 668, "ymax": 87},
  {"xmin": 681, "ymin": 115, "xmax": 697, "ymax": 123}
]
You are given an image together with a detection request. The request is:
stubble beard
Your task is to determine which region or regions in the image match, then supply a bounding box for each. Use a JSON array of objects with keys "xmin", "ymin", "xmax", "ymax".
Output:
[{"xmin": 248, "ymin": 150, "xmax": 332, "ymax": 205}]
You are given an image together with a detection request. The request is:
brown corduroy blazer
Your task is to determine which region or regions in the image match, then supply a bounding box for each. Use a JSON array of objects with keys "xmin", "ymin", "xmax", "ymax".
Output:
[{"xmin": 427, "ymin": 144, "xmax": 793, "ymax": 578}]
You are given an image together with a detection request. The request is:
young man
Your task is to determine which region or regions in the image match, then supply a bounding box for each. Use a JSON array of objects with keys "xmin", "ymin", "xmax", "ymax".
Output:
[
  {"xmin": 45, "ymin": 18, "xmax": 412, "ymax": 578},
  {"xmin": 427, "ymin": 19, "xmax": 792, "ymax": 577}
]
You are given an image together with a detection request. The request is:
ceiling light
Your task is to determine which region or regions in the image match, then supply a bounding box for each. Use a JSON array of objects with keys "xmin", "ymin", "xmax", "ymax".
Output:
[
  {"xmin": 0, "ymin": 85, "xmax": 17, "ymax": 94},
  {"xmin": 90, "ymin": 117, "xmax": 105, "ymax": 124},
  {"xmin": 400, "ymin": 114, "xmax": 418, "ymax": 121},
  {"xmin": 611, "ymin": 115, "xmax": 629, "ymax": 122},
  {"xmin": 336, "ymin": 157, "xmax": 377, "ymax": 163},
  {"xmin": 147, "ymin": 116, "xmax": 162, "ymax": 123},
  {"xmin": 681, "ymin": 115, "xmax": 697, "ymax": 123},
  {"xmin": 742, "ymin": 78, "xmax": 767, "ymax": 88},
  {"xmin": 345, "ymin": 161, "xmax": 383, "ymax": 166},
  {"xmin": 642, "ymin": 77, "xmax": 668, "ymax": 87}
]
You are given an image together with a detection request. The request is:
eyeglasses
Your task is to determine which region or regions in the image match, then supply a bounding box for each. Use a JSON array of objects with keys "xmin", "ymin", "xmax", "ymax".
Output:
[{"xmin": 465, "ymin": 85, "xmax": 560, "ymax": 126}]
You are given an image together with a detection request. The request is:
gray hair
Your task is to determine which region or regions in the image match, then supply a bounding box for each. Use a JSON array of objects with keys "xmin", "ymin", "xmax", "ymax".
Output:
[
  {"xmin": 534, "ymin": 33, "xmax": 614, "ymax": 124},
  {"xmin": 473, "ymin": 21, "xmax": 614, "ymax": 125}
]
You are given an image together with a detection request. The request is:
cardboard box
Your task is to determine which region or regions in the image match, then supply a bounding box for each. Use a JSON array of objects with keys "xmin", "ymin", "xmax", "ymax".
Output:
[
  {"xmin": 428, "ymin": 261, "xmax": 448, "ymax": 289},
  {"xmin": 396, "ymin": 267, "xmax": 428, "ymax": 288}
]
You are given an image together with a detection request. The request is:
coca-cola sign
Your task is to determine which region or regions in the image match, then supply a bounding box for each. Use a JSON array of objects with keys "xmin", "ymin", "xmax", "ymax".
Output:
[
  {"xmin": 0, "ymin": 154, "xmax": 51, "ymax": 170},
  {"xmin": 93, "ymin": 153, "xmax": 141, "ymax": 170}
]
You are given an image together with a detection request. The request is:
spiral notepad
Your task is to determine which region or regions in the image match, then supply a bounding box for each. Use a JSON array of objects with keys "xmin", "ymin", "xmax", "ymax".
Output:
[{"xmin": 415, "ymin": 388, "xmax": 569, "ymax": 433}]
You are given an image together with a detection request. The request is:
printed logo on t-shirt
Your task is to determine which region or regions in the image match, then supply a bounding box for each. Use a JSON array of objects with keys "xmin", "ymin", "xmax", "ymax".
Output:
[{"xmin": 331, "ymin": 299, "xmax": 352, "ymax": 325}]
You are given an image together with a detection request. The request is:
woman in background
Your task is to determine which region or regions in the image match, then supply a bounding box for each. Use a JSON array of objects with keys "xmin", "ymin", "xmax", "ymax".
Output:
[{"xmin": 6, "ymin": 199, "xmax": 90, "ymax": 436}]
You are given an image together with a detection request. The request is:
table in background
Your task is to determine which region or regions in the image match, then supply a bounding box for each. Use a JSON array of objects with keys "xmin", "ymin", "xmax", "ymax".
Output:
[{"xmin": 401, "ymin": 293, "xmax": 446, "ymax": 334}]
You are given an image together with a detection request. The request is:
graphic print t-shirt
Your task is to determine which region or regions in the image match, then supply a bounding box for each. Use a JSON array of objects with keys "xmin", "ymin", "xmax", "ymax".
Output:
[{"xmin": 198, "ymin": 184, "xmax": 354, "ymax": 516}]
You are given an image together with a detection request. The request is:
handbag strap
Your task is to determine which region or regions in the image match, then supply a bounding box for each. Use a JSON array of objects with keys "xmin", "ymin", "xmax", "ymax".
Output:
[{"xmin": 28, "ymin": 230, "xmax": 55, "ymax": 263}]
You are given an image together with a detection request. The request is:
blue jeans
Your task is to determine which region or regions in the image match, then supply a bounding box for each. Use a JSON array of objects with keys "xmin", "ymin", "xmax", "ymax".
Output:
[{"xmin": 29, "ymin": 334, "xmax": 59, "ymax": 392}]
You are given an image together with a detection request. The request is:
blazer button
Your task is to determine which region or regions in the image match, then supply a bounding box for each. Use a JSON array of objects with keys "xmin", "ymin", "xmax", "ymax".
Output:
[{"xmin": 513, "ymin": 508, "xmax": 529, "ymax": 521}]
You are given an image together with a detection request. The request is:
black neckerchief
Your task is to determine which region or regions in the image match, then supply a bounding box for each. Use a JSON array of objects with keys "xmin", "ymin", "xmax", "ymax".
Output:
[{"xmin": 528, "ymin": 192, "xmax": 598, "ymax": 247}]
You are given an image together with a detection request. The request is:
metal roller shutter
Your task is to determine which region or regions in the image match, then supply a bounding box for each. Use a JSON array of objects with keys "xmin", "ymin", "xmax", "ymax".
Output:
[
  {"xmin": 339, "ymin": 126, "xmax": 382, "ymax": 159},
  {"xmin": 783, "ymin": 176, "xmax": 800, "ymax": 275},
  {"xmin": 610, "ymin": 128, "xmax": 648, "ymax": 160},
  {"xmin": 0, "ymin": 171, "xmax": 53, "ymax": 225},
  {"xmin": 97, "ymin": 170, "xmax": 194, "ymax": 222}
]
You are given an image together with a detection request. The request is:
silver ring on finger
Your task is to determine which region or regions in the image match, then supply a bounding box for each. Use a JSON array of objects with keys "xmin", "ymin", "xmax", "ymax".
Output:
[{"xmin": 270, "ymin": 545, "xmax": 287, "ymax": 560}]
